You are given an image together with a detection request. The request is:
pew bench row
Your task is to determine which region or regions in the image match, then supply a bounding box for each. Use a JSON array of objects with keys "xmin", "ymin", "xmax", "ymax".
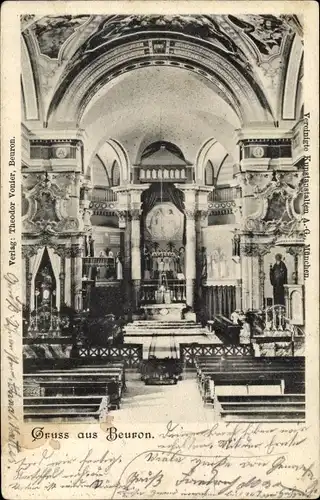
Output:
[
  {"xmin": 23, "ymin": 363, "xmax": 126, "ymax": 420},
  {"xmin": 216, "ymin": 394, "xmax": 306, "ymax": 422},
  {"xmin": 194, "ymin": 355, "xmax": 305, "ymax": 421}
]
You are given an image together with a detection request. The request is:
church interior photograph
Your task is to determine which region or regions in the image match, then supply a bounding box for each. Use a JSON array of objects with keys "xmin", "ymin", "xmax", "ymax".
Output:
[{"xmin": 21, "ymin": 14, "xmax": 306, "ymax": 423}]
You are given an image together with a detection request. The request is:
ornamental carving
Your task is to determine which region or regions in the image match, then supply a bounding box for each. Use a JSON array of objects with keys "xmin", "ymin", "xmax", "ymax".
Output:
[
  {"xmin": 240, "ymin": 240, "xmax": 276, "ymax": 257},
  {"xmin": 286, "ymin": 246, "xmax": 305, "ymax": 257},
  {"xmin": 22, "ymin": 245, "xmax": 39, "ymax": 259},
  {"xmin": 130, "ymin": 209, "xmax": 142, "ymax": 221},
  {"xmin": 115, "ymin": 210, "xmax": 129, "ymax": 228},
  {"xmin": 184, "ymin": 208, "xmax": 197, "ymax": 220},
  {"xmin": 22, "ymin": 172, "xmax": 80, "ymax": 235},
  {"xmin": 197, "ymin": 210, "xmax": 209, "ymax": 227},
  {"xmin": 244, "ymin": 172, "xmax": 304, "ymax": 236}
]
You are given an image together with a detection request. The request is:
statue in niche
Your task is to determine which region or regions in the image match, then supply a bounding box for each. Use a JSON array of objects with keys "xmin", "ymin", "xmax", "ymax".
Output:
[{"xmin": 269, "ymin": 253, "xmax": 288, "ymax": 306}]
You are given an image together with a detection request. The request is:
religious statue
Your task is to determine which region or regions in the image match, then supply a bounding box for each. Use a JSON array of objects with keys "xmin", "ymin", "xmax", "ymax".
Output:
[
  {"xmin": 232, "ymin": 229, "xmax": 241, "ymax": 257},
  {"xmin": 177, "ymin": 247, "xmax": 185, "ymax": 274},
  {"xmin": 143, "ymin": 247, "xmax": 151, "ymax": 280},
  {"xmin": 85, "ymin": 235, "xmax": 90, "ymax": 257},
  {"xmin": 269, "ymin": 253, "xmax": 288, "ymax": 306},
  {"xmin": 201, "ymin": 246, "xmax": 207, "ymax": 280},
  {"xmin": 89, "ymin": 235, "xmax": 95, "ymax": 257},
  {"xmin": 116, "ymin": 252, "xmax": 123, "ymax": 280}
]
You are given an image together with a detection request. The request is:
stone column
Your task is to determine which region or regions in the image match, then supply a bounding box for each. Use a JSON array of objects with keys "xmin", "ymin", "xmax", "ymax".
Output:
[
  {"xmin": 240, "ymin": 240, "xmax": 253, "ymax": 311},
  {"xmin": 195, "ymin": 209, "xmax": 209, "ymax": 311},
  {"xmin": 287, "ymin": 246, "xmax": 305, "ymax": 284},
  {"xmin": 185, "ymin": 208, "xmax": 197, "ymax": 309},
  {"xmin": 130, "ymin": 208, "xmax": 141, "ymax": 310},
  {"xmin": 129, "ymin": 185, "xmax": 150, "ymax": 312},
  {"xmin": 113, "ymin": 187, "xmax": 132, "ymax": 317},
  {"xmin": 71, "ymin": 242, "xmax": 83, "ymax": 311}
]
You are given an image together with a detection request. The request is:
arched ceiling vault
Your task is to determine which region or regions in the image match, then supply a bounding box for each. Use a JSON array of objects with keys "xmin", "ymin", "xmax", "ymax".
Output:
[
  {"xmin": 80, "ymin": 65, "xmax": 241, "ymax": 168},
  {"xmin": 21, "ymin": 14, "xmax": 304, "ymax": 181}
]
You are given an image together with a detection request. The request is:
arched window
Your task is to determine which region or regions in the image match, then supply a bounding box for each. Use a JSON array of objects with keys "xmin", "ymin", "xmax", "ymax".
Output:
[
  {"xmin": 205, "ymin": 160, "xmax": 214, "ymax": 186},
  {"xmin": 111, "ymin": 161, "xmax": 120, "ymax": 186}
]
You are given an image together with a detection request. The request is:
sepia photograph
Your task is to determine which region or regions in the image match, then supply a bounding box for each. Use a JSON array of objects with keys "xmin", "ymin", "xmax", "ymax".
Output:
[
  {"xmin": 1, "ymin": 2, "xmax": 319, "ymax": 499},
  {"xmin": 20, "ymin": 11, "xmax": 306, "ymax": 424}
]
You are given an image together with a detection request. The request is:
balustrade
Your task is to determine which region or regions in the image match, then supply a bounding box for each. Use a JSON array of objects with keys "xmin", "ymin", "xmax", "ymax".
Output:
[
  {"xmin": 91, "ymin": 188, "xmax": 118, "ymax": 202},
  {"xmin": 209, "ymin": 186, "xmax": 241, "ymax": 202},
  {"xmin": 248, "ymin": 305, "xmax": 301, "ymax": 338}
]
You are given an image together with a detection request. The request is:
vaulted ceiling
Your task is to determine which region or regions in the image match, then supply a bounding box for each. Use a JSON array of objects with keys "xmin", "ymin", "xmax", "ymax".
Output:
[{"xmin": 21, "ymin": 14, "xmax": 303, "ymax": 183}]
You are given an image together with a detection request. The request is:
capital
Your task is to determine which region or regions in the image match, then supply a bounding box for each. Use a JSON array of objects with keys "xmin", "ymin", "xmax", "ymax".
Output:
[
  {"xmin": 115, "ymin": 209, "xmax": 129, "ymax": 228},
  {"xmin": 185, "ymin": 208, "xmax": 197, "ymax": 221},
  {"xmin": 130, "ymin": 208, "xmax": 141, "ymax": 221}
]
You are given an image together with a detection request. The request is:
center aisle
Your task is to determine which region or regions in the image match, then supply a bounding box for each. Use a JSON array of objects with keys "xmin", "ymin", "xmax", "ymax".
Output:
[{"xmin": 109, "ymin": 372, "xmax": 215, "ymax": 423}]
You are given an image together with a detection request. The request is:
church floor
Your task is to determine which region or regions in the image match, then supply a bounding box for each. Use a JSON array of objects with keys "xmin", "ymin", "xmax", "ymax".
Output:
[{"xmin": 109, "ymin": 372, "xmax": 215, "ymax": 423}]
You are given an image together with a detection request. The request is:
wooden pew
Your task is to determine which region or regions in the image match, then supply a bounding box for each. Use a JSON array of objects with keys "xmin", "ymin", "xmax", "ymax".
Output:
[
  {"xmin": 24, "ymin": 395, "xmax": 109, "ymax": 421},
  {"xmin": 217, "ymin": 394, "xmax": 305, "ymax": 422},
  {"xmin": 24, "ymin": 365, "xmax": 125, "ymax": 412},
  {"xmin": 195, "ymin": 357, "xmax": 305, "ymax": 402}
]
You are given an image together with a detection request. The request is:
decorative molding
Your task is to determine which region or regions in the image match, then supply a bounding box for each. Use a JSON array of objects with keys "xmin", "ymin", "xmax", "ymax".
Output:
[{"xmin": 240, "ymin": 240, "xmax": 276, "ymax": 257}]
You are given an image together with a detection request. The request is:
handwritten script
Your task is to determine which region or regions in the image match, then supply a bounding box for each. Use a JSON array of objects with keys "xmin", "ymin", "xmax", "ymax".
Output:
[
  {"xmin": 3, "ymin": 272, "xmax": 22, "ymax": 464},
  {"xmin": 5, "ymin": 422, "xmax": 319, "ymax": 499}
]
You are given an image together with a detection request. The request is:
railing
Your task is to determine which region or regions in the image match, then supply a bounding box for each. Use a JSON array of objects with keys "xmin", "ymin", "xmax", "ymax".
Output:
[
  {"xmin": 77, "ymin": 344, "xmax": 143, "ymax": 368},
  {"xmin": 180, "ymin": 343, "xmax": 254, "ymax": 367},
  {"xmin": 91, "ymin": 188, "xmax": 117, "ymax": 202},
  {"xmin": 248, "ymin": 306, "xmax": 300, "ymax": 338},
  {"xmin": 140, "ymin": 280, "xmax": 186, "ymax": 304},
  {"xmin": 209, "ymin": 187, "xmax": 241, "ymax": 202}
]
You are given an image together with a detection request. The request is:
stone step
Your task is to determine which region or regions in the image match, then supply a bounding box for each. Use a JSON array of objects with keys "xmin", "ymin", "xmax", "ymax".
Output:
[
  {"xmin": 126, "ymin": 323, "xmax": 202, "ymax": 329},
  {"xmin": 124, "ymin": 330, "xmax": 206, "ymax": 336},
  {"xmin": 126, "ymin": 325, "xmax": 202, "ymax": 330}
]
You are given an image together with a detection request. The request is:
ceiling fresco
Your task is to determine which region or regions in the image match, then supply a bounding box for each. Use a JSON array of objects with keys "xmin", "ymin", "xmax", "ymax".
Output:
[
  {"xmin": 21, "ymin": 14, "xmax": 303, "ymax": 158},
  {"xmin": 228, "ymin": 15, "xmax": 291, "ymax": 58},
  {"xmin": 30, "ymin": 15, "xmax": 91, "ymax": 58},
  {"xmin": 82, "ymin": 15, "xmax": 240, "ymax": 53}
]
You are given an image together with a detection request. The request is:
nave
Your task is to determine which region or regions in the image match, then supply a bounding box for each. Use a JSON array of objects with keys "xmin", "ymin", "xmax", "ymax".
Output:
[
  {"xmin": 21, "ymin": 14, "xmax": 306, "ymax": 426},
  {"xmin": 109, "ymin": 372, "xmax": 214, "ymax": 424}
]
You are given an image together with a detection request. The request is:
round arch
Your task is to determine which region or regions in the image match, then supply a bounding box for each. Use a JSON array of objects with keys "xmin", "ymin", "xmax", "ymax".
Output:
[
  {"xmin": 46, "ymin": 37, "xmax": 273, "ymax": 126},
  {"xmin": 281, "ymin": 34, "xmax": 303, "ymax": 120},
  {"xmin": 195, "ymin": 138, "xmax": 217, "ymax": 184},
  {"xmin": 87, "ymin": 138, "xmax": 130, "ymax": 185}
]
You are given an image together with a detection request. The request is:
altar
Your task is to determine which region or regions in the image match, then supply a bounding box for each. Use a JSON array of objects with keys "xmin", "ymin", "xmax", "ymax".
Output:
[
  {"xmin": 142, "ymin": 303, "xmax": 186, "ymax": 322},
  {"xmin": 140, "ymin": 196, "xmax": 186, "ymax": 309}
]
